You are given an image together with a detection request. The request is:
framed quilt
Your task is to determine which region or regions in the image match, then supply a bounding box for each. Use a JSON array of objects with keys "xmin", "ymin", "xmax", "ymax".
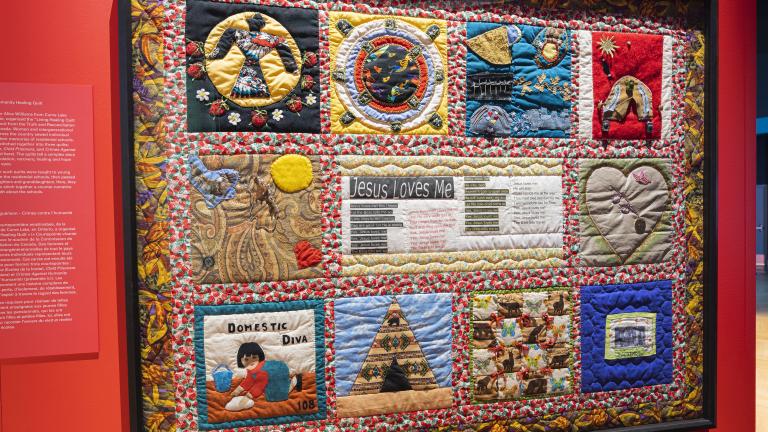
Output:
[{"xmin": 119, "ymin": 0, "xmax": 717, "ymax": 431}]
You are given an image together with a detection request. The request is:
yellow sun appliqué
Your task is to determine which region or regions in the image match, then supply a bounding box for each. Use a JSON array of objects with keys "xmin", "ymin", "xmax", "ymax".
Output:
[
  {"xmin": 598, "ymin": 36, "xmax": 618, "ymax": 57},
  {"xmin": 270, "ymin": 154, "xmax": 314, "ymax": 193}
]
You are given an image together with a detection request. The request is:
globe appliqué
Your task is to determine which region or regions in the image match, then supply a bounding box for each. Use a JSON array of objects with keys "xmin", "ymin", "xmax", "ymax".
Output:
[
  {"xmin": 361, "ymin": 43, "xmax": 424, "ymax": 106},
  {"xmin": 331, "ymin": 14, "xmax": 447, "ymax": 134}
]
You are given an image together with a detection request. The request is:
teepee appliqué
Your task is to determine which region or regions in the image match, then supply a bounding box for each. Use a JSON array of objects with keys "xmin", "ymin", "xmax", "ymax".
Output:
[{"xmin": 350, "ymin": 298, "xmax": 439, "ymax": 395}]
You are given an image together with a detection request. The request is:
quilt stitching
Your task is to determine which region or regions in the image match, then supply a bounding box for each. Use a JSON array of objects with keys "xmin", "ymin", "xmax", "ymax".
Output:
[
  {"xmin": 577, "ymin": 158, "xmax": 678, "ymax": 267},
  {"xmin": 335, "ymin": 156, "xmax": 566, "ymax": 276},
  {"xmin": 163, "ymin": 143, "xmax": 688, "ymax": 430},
  {"xmin": 590, "ymin": 32, "xmax": 665, "ymax": 140},
  {"xmin": 170, "ymin": 271, "xmax": 687, "ymax": 429},
  {"xmin": 465, "ymin": 24, "xmax": 574, "ymax": 139},
  {"xmin": 580, "ymin": 281, "xmax": 674, "ymax": 393},
  {"xmin": 329, "ymin": 12, "xmax": 449, "ymax": 135},
  {"xmin": 184, "ymin": 1, "xmax": 321, "ymax": 133},
  {"xmin": 135, "ymin": 0, "xmax": 709, "ymax": 430},
  {"xmin": 333, "ymin": 294, "xmax": 453, "ymax": 418},
  {"xmin": 470, "ymin": 288, "xmax": 576, "ymax": 403},
  {"xmin": 187, "ymin": 153, "xmax": 324, "ymax": 284},
  {"xmin": 192, "ymin": 300, "xmax": 327, "ymax": 429}
]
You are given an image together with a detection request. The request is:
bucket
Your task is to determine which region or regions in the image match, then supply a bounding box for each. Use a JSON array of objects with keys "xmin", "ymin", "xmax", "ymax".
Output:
[
  {"xmin": 212, "ymin": 364, "xmax": 234, "ymax": 393},
  {"xmin": 262, "ymin": 360, "xmax": 291, "ymax": 402}
]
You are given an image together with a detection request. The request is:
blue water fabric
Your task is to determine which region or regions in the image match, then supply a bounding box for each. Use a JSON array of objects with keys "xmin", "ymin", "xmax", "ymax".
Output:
[
  {"xmin": 466, "ymin": 23, "xmax": 572, "ymax": 138},
  {"xmin": 188, "ymin": 154, "xmax": 239, "ymax": 208}
]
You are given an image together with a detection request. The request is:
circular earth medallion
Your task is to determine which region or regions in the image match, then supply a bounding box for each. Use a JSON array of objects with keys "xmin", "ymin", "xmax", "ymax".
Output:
[
  {"xmin": 362, "ymin": 43, "xmax": 422, "ymax": 106},
  {"xmin": 333, "ymin": 18, "xmax": 445, "ymax": 133}
]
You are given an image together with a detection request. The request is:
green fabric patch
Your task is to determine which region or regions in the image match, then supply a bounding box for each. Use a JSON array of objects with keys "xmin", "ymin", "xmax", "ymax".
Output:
[{"xmin": 604, "ymin": 312, "xmax": 657, "ymax": 360}]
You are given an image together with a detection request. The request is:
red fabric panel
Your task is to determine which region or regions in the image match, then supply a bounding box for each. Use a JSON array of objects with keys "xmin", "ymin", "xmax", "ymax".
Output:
[{"xmin": 591, "ymin": 32, "xmax": 663, "ymax": 139}]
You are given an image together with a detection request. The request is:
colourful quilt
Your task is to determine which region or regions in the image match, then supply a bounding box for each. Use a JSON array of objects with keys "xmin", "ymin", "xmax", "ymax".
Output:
[{"xmin": 129, "ymin": 0, "xmax": 708, "ymax": 430}]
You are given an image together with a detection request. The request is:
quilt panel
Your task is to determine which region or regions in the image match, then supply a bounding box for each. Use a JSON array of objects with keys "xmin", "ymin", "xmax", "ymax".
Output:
[{"xmin": 128, "ymin": 0, "xmax": 709, "ymax": 430}]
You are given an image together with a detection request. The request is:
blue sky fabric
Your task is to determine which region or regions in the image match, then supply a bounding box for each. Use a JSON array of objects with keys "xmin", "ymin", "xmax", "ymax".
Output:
[
  {"xmin": 466, "ymin": 23, "xmax": 572, "ymax": 138},
  {"xmin": 580, "ymin": 280, "xmax": 673, "ymax": 392},
  {"xmin": 334, "ymin": 293, "xmax": 453, "ymax": 396}
]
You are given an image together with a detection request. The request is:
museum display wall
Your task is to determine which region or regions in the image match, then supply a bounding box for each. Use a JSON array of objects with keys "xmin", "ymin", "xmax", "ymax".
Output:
[
  {"xmin": 0, "ymin": 0, "xmax": 754, "ymax": 431},
  {"xmin": 122, "ymin": 1, "xmax": 734, "ymax": 431}
]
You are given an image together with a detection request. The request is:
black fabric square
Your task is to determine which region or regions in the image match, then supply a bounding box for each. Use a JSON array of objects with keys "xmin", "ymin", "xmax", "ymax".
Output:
[{"xmin": 186, "ymin": 1, "xmax": 320, "ymax": 133}]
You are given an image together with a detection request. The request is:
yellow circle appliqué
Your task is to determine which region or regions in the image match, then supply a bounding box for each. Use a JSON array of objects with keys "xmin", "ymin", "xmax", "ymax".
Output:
[{"xmin": 270, "ymin": 154, "xmax": 313, "ymax": 192}]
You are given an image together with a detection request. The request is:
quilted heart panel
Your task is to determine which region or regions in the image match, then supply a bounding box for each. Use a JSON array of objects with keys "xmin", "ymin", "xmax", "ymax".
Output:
[{"xmin": 128, "ymin": 0, "xmax": 711, "ymax": 431}]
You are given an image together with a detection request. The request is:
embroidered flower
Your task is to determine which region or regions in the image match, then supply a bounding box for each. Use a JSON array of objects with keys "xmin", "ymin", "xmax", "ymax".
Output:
[
  {"xmin": 196, "ymin": 89, "xmax": 210, "ymax": 102},
  {"xmin": 305, "ymin": 93, "xmax": 317, "ymax": 106},
  {"xmin": 227, "ymin": 112, "xmax": 241, "ymax": 126},
  {"xmin": 272, "ymin": 109, "xmax": 284, "ymax": 122}
]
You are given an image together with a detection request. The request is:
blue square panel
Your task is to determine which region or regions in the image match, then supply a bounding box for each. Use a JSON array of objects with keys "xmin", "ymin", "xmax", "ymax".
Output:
[
  {"xmin": 580, "ymin": 280, "xmax": 673, "ymax": 392},
  {"xmin": 465, "ymin": 23, "xmax": 572, "ymax": 138}
]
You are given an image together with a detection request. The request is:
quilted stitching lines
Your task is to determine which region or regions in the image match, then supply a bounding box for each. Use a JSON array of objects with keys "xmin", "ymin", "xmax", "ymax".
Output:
[
  {"xmin": 153, "ymin": 0, "xmax": 703, "ymax": 430},
  {"xmin": 578, "ymin": 159, "xmax": 674, "ymax": 266},
  {"xmin": 338, "ymin": 156, "xmax": 565, "ymax": 275},
  {"xmin": 193, "ymin": 301, "xmax": 327, "ymax": 428},
  {"xmin": 590, "ymin": 32, "xmax": 664, "ymax": 139},
  {"xmin": 465, "ymin": 23, "xmax": 573, "ymax": 138},
  {"xmin": 333, "ymin": 294, "xmax": 453, "ymax": 417},
  {"xmin": 580, "ymin": 281, "xmax": 673, "ymax": 392},
  {"xmin": 188, "ymin": 154, "xmax": 324, "ymax": 283}
]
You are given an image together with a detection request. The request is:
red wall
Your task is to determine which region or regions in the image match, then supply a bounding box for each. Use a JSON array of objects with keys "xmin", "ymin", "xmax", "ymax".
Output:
[
  {"xmin": 0, "ymin": 0, "xmax": 128, "ymax": 431},
  {"xmin": 0, "ymin": 0, "xmax": 756, "ymax": 431},
  {"xmin": 713, "ymin": 0, "xmax": 757, "ymax": 430}
]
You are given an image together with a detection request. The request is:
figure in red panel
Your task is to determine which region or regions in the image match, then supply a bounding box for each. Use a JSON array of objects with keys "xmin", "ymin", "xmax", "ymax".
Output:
[{"xmin": 591, "ymin": 32, "xmax": 663, "ymax": 140}]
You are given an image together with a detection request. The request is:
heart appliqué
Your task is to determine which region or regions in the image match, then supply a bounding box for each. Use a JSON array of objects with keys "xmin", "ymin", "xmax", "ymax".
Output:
[{"xmin": 584, "ymin": 166, "xmax": 669, "ymax": 262}]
